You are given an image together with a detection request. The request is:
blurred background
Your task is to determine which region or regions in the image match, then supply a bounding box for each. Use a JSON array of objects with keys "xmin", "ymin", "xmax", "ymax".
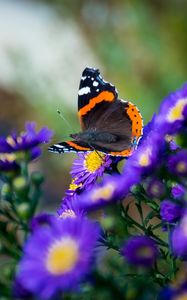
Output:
[{"xmin": 0, "ymin": 0, "xmax": 187, "ymax": 211}]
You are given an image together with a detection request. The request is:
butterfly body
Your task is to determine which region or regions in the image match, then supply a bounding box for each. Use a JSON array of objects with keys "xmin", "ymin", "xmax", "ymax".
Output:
[{"xmin": 48, "ymin": 67, "xmax": 143, "ymax": 157}]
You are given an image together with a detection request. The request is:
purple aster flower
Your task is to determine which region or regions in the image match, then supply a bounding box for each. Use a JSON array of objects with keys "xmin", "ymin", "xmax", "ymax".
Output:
[
  {"xmin": 124, "ymin": 131, "xmax": 164, "ymax": 177},
  {"xmin": 160, "ymin": 200, "xmax": 182, "ymax": 223},
  {"xmin": 0, "ymin": 122, "xmax": 53, "ymax": 160},
  {"xmin": 0, "ymin": 153, "xmax": 19, "ymax": 172},
  {"xmin": 57, "ymin": 196, "xmax": 86, "ymax": 219},
  {"xmin": 74, "ymin": 174, "xmax": 135, "ymax": 212},
  {"xmin": 121, "ymin": 236, "xmax": 157, "ymax": 267},
  {"xmin": 17, "ymin": 216, "xmax": 100, "ymax": 300},
  {"xmin": 146, "ymin": 178, "xmax": 165, "ymax": 199},
  {"xmin": 156, "ymin": 83, "xmax": 187, "ymax": 135},
  {"xmin": 172, "ymin": 213, "xmax": 187, "ymax": 257},
  {"xmin": 168, "ymin": 150, "xmax": 187, "ymax": 177},
  {"xmin": 71, "ymin": 151, "xmax": 112, "ymax": 188},
  {"xmin": 172, "ymin": 184, "xmax": 185, "ymax": 199}
]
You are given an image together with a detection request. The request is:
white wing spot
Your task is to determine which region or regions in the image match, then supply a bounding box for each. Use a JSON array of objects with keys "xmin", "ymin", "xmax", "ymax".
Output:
[
  {"xmin": 78, "ymin": 87, "xmax": 91, "ymax": 95},
  {"xmin": 96, "ymin": 89, "xmax": 99, "ymax": 92},
  {"xmin": 91, "ymin": 77, "xmax": 94, "ymax": 80},
  {"xmin": 81, "ymin": 76, "xmax": 87, "ymax": 80},
  {"xmin": 93, "ymin": 81, "xmax": 99, "ymax": 87}
]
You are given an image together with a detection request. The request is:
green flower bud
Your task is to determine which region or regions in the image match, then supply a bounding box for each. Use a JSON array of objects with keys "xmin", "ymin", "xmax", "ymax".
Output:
[
  {"xmin": 100, "ymin": 216, "xmax": 115, "ymax": 230},
  {"xmin": 31, "ymin": 171, "xmax": 44, "ymax": 186},
  {"xmin": 17, "ymin": 203, "xmax": 30, "ymax": 220},
  {"xmin": 13, "ymin": 176, "xmax": 28, "ymax": 196}
]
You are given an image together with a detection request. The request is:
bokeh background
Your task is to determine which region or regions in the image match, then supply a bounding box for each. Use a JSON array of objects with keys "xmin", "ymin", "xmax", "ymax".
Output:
[{"xmin": 0, "ymin": 0, "xmax": 187, "ymax": 211}]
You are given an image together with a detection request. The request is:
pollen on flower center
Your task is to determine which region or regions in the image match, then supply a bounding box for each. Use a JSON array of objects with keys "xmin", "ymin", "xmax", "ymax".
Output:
[
  {"xmin": 59, "ymin": 209, "xmax": 76, "ymax": 219},
  {"xmin": 136, "ymin": 247, "xmax": 153, "ymax": 258},
  {"xmin": 0, "ymin": 153, "xmax": 16, "ymax": 162},
  {"xmin": 91, "ymin": 183, "xmax": 115, "ymax": 202},
  {"xmin": 84, "ymin": 151, "xmax": 105, "ymax": 173},
  {"xmin": 138, "ymin": 150, "xmax": 151, "ymax": 167},
  {"xmin": 46, "ymin": 238, "xmax": 79, "ymax": 275},
  {"xmin": 176, "ymin": 161, "xmax": 187, "ymax": 173},
  {"xmin": 6, "ymin": 136, "xmax": 16, "ymax": 147},
  {"xmin": 167, "ymin": 98, "xmax": 187, "ymax": 122}
]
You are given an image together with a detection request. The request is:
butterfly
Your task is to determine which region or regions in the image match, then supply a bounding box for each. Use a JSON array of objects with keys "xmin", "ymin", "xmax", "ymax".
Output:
[{"xmin": 48, "ymin": 67, "xmax": 143, "ymax": 157}]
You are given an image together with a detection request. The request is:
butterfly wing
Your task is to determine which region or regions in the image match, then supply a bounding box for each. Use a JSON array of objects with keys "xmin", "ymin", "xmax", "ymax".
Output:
[
  {"xmin": 48, "ymin": 141, "xmax": 91, "ymax": 154},
  {"xmin": 78, "ymin": 68, "xmax": 143, "ymax": 156}
]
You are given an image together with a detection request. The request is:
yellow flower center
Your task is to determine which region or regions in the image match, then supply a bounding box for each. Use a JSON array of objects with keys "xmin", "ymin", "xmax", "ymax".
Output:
[
  {"xmin": 69, "ymin": 178, "xmax": 82, "ymax": 191},
  {"xmin": 84, "ymin": 151, "xmax": 105, "ymax": 173},
  {"xmin": 138, "ymin": 148, "xmax": 151, "ymax": 167},
  {"xmin": 59, "ymin": 209, "xmax": 76, "ymax": 219},
  {"xmin": 6, "ymin": 136, "xmax": 16, "ymax": 147},
  {"xmin": 150, "ymin": 184, "xmax": 160, "ymax": 196},
  {"xmin": 174, "ymin": 293, "xmax": 187, "ymax": 300},
  {"xmin": 91, "ymin": 183, "xmax": 115, "ymax": 202},
  {"xmin": 167, "ymin": 98, "xmax": 187, "ymax": 122},
  {"xmin": 137, "ymin": 247, "xmax": 153, "ymax": 258},
  {"xmin": 0, "ymin": 153, "xmax": 16, "ymax": 162},
  {"xmin": 176, "ymin": 161, "xmax": 187, "ymax": 173},
  {"xmin": 46, "ymin": 237, "xmax": 79, "ymax": 275}
]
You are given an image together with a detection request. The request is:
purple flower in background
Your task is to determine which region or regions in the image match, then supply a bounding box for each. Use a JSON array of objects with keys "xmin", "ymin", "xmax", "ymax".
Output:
[
  {"xmin": 0, "ymin": 153, "xmax": 19, "ymax": 172},
  {"xmin": 71, "ymin": 151, "xmax": 112, "ymax": 188},
  {"xmin": 0, "ymin": 122, "xmax": 53, "ymax": 160},
  {"xmin": 57, "ymin": 196, "xmax": 85, "ymax": 219},
  {"xmin": 172, "ymin": 184, "xmax": 185, "ymax": 199},
  {"xmin": 121, "ymin": 236, "xmax": 157, "ymax": 267},
  {"xmin": 172, "ymin": 213, "xmax": 187, "ymax": 257},
  {"xmin": 75, "ymin": 174, "xmax": 134, "ymax": 212},
  {"xmin": 156, "ymin": 83, "xmax": 187, "ymax": 135},
  {"xmin": 17, "ymin": 216, "xmax": 100, "ymax": 300},
  {"xmin": 160, "ymin": 200, "xmax": 182, "ymax": 223},
  {"xmin": 147, "ymin": 178, "xmax": 165, "ymax": 199},
  {"xmin": 168, "ymin": 150, "xmax": 187, "ymax": 177},
  {"xmin": 124, "ymin": 131, "xmax": 164, "ymax": 177}
]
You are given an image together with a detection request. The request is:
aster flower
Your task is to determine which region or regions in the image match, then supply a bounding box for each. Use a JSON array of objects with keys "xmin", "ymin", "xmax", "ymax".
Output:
[
  {"xmin": 12, "ymin": 278, "xmax": 33, "ymax": 299},
  {"xmin": 30, "ymin": 213, "xmax": 54, "ymax": 231},
  {"xmin": 160, "ymin": 200, "xmax": 182, "ymax": 223},
  {"xmin": 121, "ymin": 236, "xmax": 157, "ymax": 267},
  {"xmin": 124, "ymin": 131, "xmax": 164, "ymax": 177},
  {"xmin": 74, "ymin": 174, "xmax": 134, "ymax": 212},
  {"xmin": 172, "ymin": 184, "xmax": 185, "ymax": 200},
  {"xmin": 146, "ymin": 178, "xmax": 165, "ymax": 199},
  {"xmin": 172, "ymin": 213, "xmax": 187, "ymax": 257},
  {"xmin": 0, "ymin": 153, "xmax": 19, "ymax": 172},
  {"xmin": 71, "ymin": 151, "xmax": 112, "ymax": 188},
  {"xmin": 57, "ymin": 196, "xmax": 85, "ymax": 219},
  {"xmin": 17, "ymin": 216, "xmax": 100, "ymax": 300},
  {"xmin": 168, "ymin": 150, "xmax": 187, "ymax": 177},
  {"xmin": 156, "ymin": 83, "xmax": 187, "ymax": 135},
  {"xmin": 0, "ymin": 122, "xmax": 53, "ymax": 160}
]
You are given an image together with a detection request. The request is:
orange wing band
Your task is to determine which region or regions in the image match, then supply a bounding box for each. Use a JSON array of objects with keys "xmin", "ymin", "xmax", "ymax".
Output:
[
  {"xmin": 66, "ymin": 141, "xmax": 90, "ymax": 151},
  {"xmin": 110, "ymin": 148, "xmax": 133, "ymax": 157},
  {"xmin": 126, "ymin": 102, "xmax": 143, "ymax": 138},
  {"xmin": 78, "ymin": 91, "xmax": 115, "ymax": 117}
]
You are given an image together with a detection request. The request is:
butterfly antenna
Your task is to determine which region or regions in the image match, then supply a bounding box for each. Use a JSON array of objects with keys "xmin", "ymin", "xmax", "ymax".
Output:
[{"xmin": 57, "ymin": 109, "xmax": 74, "ymax": 132}]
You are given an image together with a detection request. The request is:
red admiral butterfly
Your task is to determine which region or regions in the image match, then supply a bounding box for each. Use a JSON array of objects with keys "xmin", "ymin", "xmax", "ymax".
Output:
[{"xmin": 48, "ymin": 67, "xmax": 143, "ymax": 157}]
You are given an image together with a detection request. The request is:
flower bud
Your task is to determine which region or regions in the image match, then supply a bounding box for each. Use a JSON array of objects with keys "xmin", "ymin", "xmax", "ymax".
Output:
[
  {"xmin": 31, "ymin": 171, "xmax": 44, "ymax": 186},
  {"xmin": 100, "ymin": 216, "xmax": 115, "ymax": 230},
  {"xmin": 17, "ymin": 203, "xmax": 30, "ymax": 220},
  {"xmin": 13, "ymin": 176, "xmax": 28, "ymax": 196}
]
